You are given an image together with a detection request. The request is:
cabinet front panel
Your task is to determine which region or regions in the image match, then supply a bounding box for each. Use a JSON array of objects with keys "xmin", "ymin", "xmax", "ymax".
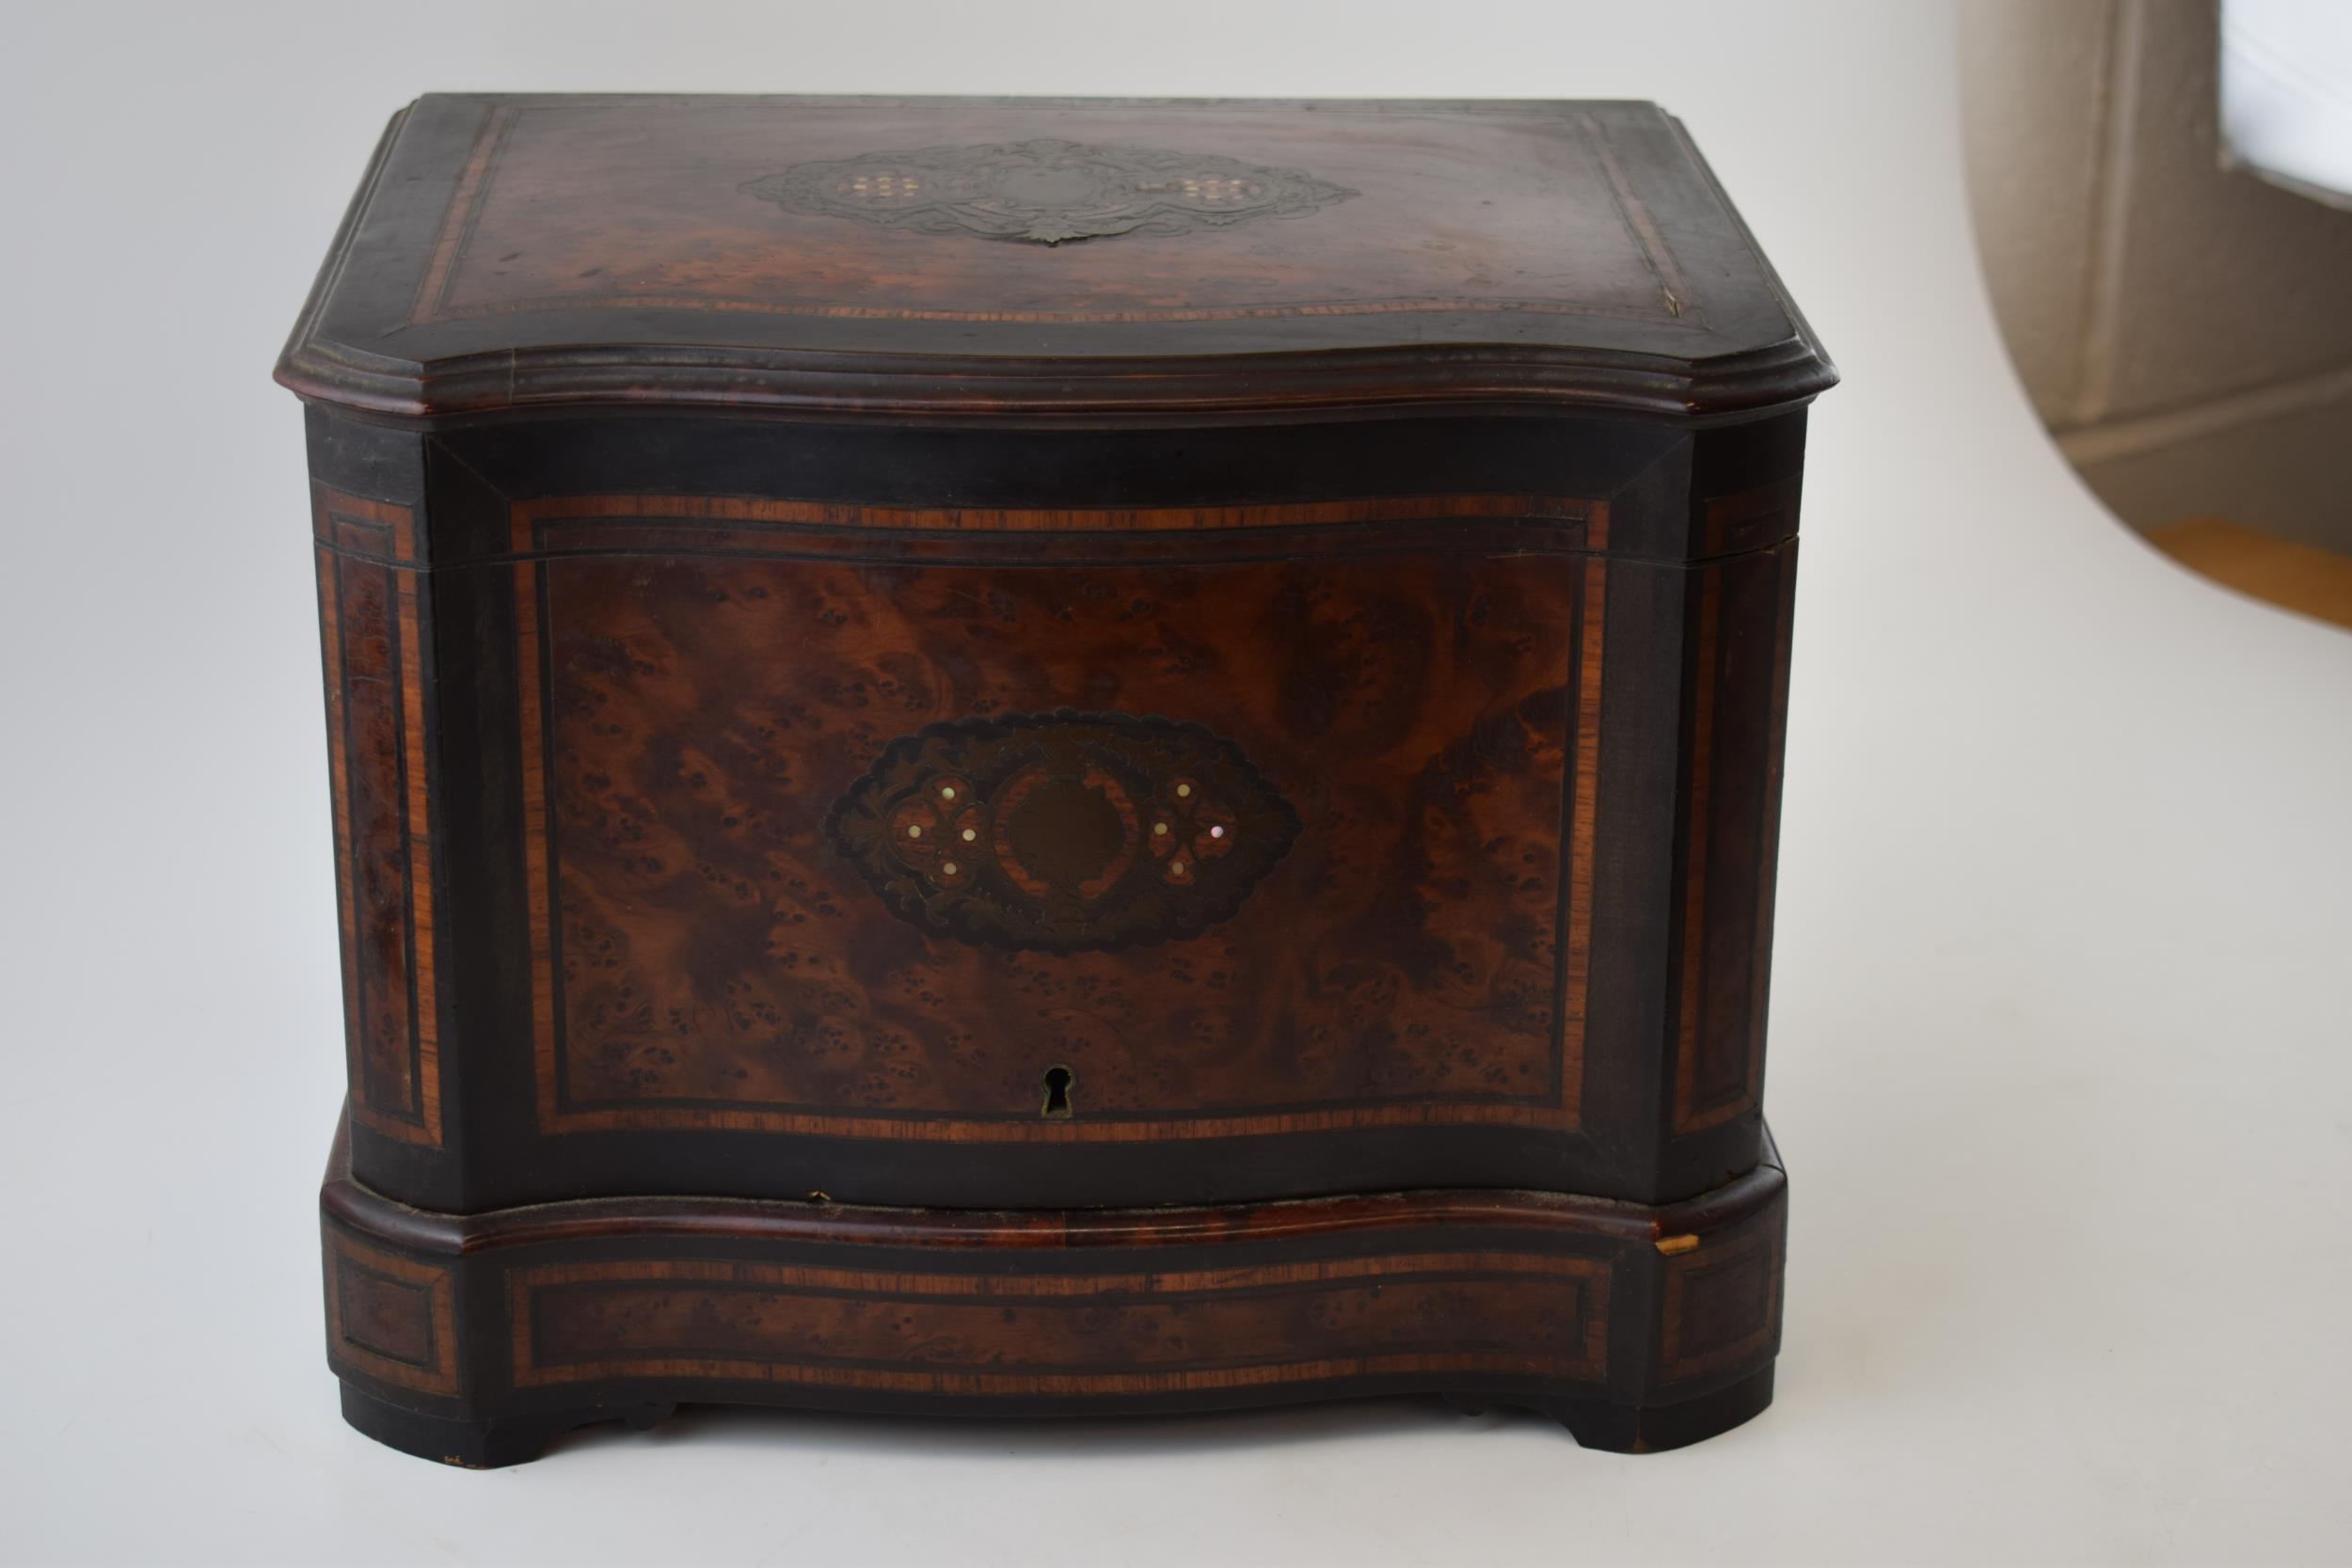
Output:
[{"xmin": 511, "ymin": 496, "xmax": 1604, "ymax": 1143}]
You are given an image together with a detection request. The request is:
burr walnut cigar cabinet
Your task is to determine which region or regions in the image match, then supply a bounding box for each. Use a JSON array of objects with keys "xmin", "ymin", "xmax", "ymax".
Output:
[{"xmin": 278, "ymin": 94, "xmax": 1834, "ymax": 1465}]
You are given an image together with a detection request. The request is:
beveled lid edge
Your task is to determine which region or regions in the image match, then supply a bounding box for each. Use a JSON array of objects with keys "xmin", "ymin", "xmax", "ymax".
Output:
[
  {"xmin": 274, "ymin": 96, "xmax": 1838, "ymax": 428},
  {"xmin": 275, "ymin": 332, "xmax": 1837, "ymax": 426}
]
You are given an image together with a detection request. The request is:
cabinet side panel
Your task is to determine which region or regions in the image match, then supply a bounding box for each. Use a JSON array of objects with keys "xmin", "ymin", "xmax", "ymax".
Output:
[
  {"xmin": 1670, "ymin": 537, "xmax": 1797, "ymax": 1134},
  {"xmin": 1641, "ymin": 411, "xmax": 1807, "ymax": 1199},
  {"xmin": 313, "ymin": 488, "xmax": 441, "ymax": 1147}
]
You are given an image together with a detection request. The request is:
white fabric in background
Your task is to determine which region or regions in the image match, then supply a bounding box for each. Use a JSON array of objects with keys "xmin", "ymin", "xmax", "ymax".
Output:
[{"xmin": 2223, "ymin": 0, "xmax": 2352, "ymax": 206}]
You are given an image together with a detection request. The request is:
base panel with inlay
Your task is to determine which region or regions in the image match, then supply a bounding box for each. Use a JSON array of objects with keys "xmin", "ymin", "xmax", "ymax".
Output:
[{"xmin": 321, "ymin": 1115, "xmax": 1787, "ymax": 1465}]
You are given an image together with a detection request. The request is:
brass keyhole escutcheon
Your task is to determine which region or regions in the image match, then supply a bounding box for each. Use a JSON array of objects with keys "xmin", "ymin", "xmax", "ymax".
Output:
[{"xmin": 1041, "ymin": 1065, "xmax": 1074, "ymax": 1119}]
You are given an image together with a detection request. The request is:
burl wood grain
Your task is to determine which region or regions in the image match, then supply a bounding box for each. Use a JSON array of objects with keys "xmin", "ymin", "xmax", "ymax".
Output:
[
  {"xmin": 313, "ymin": 488, "xmax": 440, "ymax": 1147},
  {"xmin": 324, "ymin": 1227, "xmax": 458, "ymax": 1396},
  {"xmin": 511, "ymin": 1252, "xmax": 1610, "ymax": 1395},
  {"xmin": 514, "ymin": 495, "xmax": 1604, "ymax": 1140}
]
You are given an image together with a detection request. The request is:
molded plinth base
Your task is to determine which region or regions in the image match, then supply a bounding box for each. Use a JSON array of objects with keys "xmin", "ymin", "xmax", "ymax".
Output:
[{"xmin": 321, "ymin": 1117, "xmax": 1786, "ymax": 1466}]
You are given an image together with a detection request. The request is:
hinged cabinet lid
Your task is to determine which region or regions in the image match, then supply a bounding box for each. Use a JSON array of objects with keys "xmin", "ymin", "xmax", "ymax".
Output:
[{"xmin": 278, "ymin": 94, "xmax": 1834, "ymax": 423}]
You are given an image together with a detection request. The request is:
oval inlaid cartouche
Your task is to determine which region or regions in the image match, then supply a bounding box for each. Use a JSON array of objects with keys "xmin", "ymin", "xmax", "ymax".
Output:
[{"xmin": 822, "ymin": 710, "xmax": 1302, "ymax": 952}]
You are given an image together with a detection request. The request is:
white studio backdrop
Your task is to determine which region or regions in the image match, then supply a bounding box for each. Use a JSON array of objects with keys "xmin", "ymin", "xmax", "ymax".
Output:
[{"xmin": 2, "ymin": 3, "xmax": 2348, "ymax": 1564}]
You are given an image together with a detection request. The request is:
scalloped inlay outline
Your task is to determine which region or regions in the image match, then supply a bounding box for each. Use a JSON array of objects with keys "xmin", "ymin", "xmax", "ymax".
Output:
[
  {"xmin": 740, "ymin": 136, "xmax": 1359, "ymax": 245},
  {"xmin": 824, "ymin": 710, "xmax": 1302, "ymax": 952}
]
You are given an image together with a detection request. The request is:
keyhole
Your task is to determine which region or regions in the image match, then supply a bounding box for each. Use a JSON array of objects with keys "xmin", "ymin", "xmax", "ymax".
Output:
[{"xmin": 1041, "ymin": 1065, "xmax": 1074, "ymax": 1119}]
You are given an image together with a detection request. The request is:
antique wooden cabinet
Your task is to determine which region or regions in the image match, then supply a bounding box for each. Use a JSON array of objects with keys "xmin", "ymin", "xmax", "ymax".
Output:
[{"xmin": 279, "ymin": 94, "xmax": 1833, "ymax": 1465}]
